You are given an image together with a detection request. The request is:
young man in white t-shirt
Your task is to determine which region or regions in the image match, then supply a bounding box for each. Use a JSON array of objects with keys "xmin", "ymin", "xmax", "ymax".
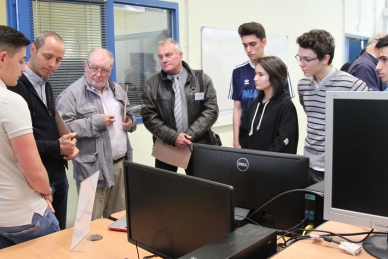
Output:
[{"xmin": 0, "ymin": 25, "xmax": 59, "ymax": 249}]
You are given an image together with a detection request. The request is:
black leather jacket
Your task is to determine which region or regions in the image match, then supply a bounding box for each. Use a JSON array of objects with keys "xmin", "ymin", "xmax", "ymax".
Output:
[{"xmin": 141, "ymin": 61, "xmax": 219, "ymax": 145}]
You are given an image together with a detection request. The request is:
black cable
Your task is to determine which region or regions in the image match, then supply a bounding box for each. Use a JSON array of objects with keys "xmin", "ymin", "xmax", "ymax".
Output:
[
  {"xmin": 234, "ymin": 214, "xmax": 261, "ymax": 226},
  {"xmin": 248, "ymin": 189, "xmax": 323, "ymax": 219},
  {"xmin": 285, "ymin": 218, "xmax": 307, "ymax": 232},
  {"xmin": 291, "ymin": 228, "xmax": 374, "ymax": 243},
  {"xmin": 322, "ymin": 236, "xmax": 340, "ymax": 244}
]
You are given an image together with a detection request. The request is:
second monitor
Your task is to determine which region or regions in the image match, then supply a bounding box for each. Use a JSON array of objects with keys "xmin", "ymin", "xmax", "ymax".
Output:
[{"xmin": 192, "ymin": 144, "xmax": 309, "ymax": 213}]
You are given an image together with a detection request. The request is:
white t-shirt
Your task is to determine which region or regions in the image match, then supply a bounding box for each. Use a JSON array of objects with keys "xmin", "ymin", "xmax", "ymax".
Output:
[{"xmin": 0, "ymin": 80, "xmax": 47, "ymax": 227}]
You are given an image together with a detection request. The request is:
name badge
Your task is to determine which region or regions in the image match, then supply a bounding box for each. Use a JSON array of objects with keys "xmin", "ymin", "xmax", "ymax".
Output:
[{"xmin": 195, "ymin": 92, "xmax": 204, "ymax": 100}]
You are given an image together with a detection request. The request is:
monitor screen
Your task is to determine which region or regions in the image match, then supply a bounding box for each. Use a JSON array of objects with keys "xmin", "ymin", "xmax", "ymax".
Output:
[
  {"xmin": 124, "ymin": 161, "xmax": 234, "ymax": 259},
  {"xmin": 192, "ymin": 144, "xmax": 309, "ymax": 211},
  {"xmin": 324, "ymin": 92, "xmax": 388, "ymax": 258}
]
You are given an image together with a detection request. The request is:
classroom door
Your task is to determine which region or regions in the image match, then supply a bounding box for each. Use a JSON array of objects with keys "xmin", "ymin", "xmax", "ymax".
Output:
[{"xmin": 344, "ymin": 36, "xmax": 368, "ymax": 62}]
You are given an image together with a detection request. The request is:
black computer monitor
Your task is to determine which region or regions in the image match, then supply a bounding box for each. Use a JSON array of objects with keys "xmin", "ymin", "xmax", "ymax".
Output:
[
  {"xmin": 124, "ymin": 161, "xmax": 234, "ymax": 259},
  {"xmin": 324, "ymin": 92, "xmax": 388, "ymax": 259},
  {"xmin": 192, "ymin": 144, "xmax": 309, "ymax": 212}
]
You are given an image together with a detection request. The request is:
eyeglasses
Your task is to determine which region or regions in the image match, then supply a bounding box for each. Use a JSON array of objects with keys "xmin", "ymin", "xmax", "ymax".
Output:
[
  {"xmin": 86, "ymin": 61, "xmax": 111, "ymax": 75},
  {"xmin": 295, "ymin": 55, "xmax": 318, "ymax": 64}
]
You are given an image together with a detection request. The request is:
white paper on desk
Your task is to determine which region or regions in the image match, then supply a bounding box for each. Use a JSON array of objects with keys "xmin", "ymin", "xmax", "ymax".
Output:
[
  {"xmin": 151, "ymin": 138, "xmax": 191, "ymax": 169},
  {"xmin": 70, "ymin": 171, "xmax": 99, "ymax": 251}
]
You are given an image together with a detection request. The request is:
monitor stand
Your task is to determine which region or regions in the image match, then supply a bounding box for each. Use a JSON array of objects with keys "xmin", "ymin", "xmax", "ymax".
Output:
[{"xmin": 363, "ymin": 234, "xmax": 388, "ymax": 259}]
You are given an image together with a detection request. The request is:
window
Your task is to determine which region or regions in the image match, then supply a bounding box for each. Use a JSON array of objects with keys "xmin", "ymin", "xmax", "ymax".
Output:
[
  {"xmin": 31, "ymin": 0, "xmax": 107, "ymax": 99},
  {"xmin": 113, "ymin": 3, "xmax": 173, "ymax": 115},
  {"xmin": 7, "ymin": 0, "xmax": 179, "ymax": 119}
]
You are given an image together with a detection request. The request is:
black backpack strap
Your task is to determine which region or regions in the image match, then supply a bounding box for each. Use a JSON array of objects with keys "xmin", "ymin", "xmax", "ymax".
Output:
[{"xmin": 195, "ymin": 70, "xmax": 204, "ymax": 93}]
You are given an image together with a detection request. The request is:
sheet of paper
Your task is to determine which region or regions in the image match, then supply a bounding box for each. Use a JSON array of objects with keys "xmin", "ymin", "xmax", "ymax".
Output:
[
  {"xmin": 70, "ymin": 171, "xmax": 100, "ymax": 251},
  {"xmin": 151, "ymin": 138, "xmax": 191, "ymax": 169}
]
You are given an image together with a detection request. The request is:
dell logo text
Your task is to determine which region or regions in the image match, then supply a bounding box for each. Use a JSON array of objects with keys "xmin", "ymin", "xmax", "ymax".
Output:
[{"xmin": 237, "ymin": 158, "xmax": 249, "ymax": 171}]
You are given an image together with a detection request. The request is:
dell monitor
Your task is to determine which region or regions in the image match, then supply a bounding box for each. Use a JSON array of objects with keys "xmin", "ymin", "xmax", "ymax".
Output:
[
  {"xmin": 324, "ymin": 91, "xmax": 388, "ymax": 258},
  {"xmin": 124, "ymin": 161, "xmax": 234, "ymax": 259},
  {"xmin": 192, "ymin": 144, "xmax": 309, "ymax": 227}
]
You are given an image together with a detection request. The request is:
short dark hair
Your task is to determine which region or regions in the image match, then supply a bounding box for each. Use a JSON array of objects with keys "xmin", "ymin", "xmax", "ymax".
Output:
[
  {"xmin": 296, "ymin": 29, "xmax": 335, "ymax": 65},
  {"xmin": 34, "ymin": 31, "xmax": 64, "ymax": 51},
  {"xmin": 375, "ymin": 35, "xmax": 388, "ymax": 50},
  {"xmin": 238, "ymin": 22, "xmax": 266, "ymax": 40},
  {"xmin": 256, "ymin": 56, "xmax": 287, "ymax": 99},
  {"xmin": 0, "ymin": 25, "xmax": 30, "ymax": 57}
]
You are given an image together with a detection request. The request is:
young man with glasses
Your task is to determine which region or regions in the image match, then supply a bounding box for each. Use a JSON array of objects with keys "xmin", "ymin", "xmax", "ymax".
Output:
[
  {"xmin": 296, "ymin": 29, "xmax": 368, "ymax": 185},
  {"xmin": 228, "ymin": 22, "xmax": 294, "ymax": 148},
  {"xmin": 7, "ymin": 31, "xmax": 79, "ymax": 230},
  {"xmin": 56, "ymin": 48, "xmax": 137, "ymax": 220}
]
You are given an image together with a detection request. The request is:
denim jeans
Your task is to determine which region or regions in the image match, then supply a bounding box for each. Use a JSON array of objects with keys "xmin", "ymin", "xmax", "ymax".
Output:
[{"xmin": 0, "ymin": 207, "xmax": 60, "ymax": 249}]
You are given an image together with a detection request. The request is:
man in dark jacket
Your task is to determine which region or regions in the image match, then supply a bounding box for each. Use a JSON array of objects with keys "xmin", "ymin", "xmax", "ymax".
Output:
[
  {"xmin": 141, "ymin": 38, "xmax": 218, "ymax": 176},
  {"xmin": 7, "ymin": 31, "xmax": 78, "ymax": 230},
  {"xmin": 348, "ymin": 32, "xmax": 388, "ymax": 91}
]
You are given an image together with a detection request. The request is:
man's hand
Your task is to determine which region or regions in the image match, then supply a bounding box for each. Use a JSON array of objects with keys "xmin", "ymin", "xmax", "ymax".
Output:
[
  {"xmin": 233, "ymin": 142, "xmax": 241, "ymax": 149},
  {"xmin": 59, "ymin": 132, "xmax": 77, "ymax": 156},
  {"xmin": 101, "ymin": 114, "xmax": 116, "ymax": 128},
  {"xmin": 122, "ymin": 115, "xmax": 133, "ymax": 131},
  {"xmin": 174, "ymin": 133, "xmax": 192, "ymax": 149},
  {"xmin": 63, "ymin": 147, "xmax": 79, "ymax": 161},
  {"xmin": 43, "ymin": 195, "xmax": 55, "ymax": 213}
]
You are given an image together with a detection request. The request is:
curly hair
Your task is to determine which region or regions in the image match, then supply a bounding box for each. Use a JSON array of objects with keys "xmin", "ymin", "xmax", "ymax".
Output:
[
  {"xmin": 256, "ymin": 56, "xmax": 288, "ymax": 99},
  {"xmin": 238, "ymin": 22, "xmax": 266, "ymax": 40},
  {"xmin": 296, "ymin": 29, "xmax": 335, "ymax": 65}
]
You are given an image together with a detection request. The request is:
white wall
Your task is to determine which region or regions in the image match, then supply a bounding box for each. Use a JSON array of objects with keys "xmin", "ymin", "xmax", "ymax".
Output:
[
  {"xmin": 344, "ymin": 0, "xmax": 386, "ymax": 36},
  {"xmin": 0, "ymin": 0, "xmax": 6, "ymax": 25}
]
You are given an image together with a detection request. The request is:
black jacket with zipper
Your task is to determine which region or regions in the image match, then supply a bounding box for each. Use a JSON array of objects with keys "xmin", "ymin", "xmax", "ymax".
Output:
[{"xmin": 7, "ymin": 74, "xmax": 66, "ymax": 183}]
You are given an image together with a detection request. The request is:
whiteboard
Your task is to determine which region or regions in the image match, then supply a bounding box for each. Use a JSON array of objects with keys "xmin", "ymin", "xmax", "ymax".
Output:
[{"xmin": 202, "ymin": 27, "xmax": 289, "ymax": 126}]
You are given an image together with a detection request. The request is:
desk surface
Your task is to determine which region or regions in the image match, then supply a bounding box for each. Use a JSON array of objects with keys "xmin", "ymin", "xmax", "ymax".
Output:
[
  {"xmin": 0, "ymin": 218, "xmax": 157, "ymax": 259},
  {"xmin": 272, "ymin": 221, "xmax": 375, "ymax": 259},
  {"xmin": 111, "ymin": 210, "xmax": 125, "ymax": 220}
]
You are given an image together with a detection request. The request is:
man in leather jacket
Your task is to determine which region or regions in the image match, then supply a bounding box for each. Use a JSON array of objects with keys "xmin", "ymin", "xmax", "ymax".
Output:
[{"xmin": 141, "ymin": 38, "xmax": 218, "ymax": 175}]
